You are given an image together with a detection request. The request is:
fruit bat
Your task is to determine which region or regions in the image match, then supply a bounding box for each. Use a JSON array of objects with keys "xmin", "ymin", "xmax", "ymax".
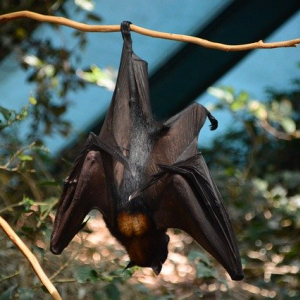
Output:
[{"xmin": 50, "ymin": 21, "xmax": 244, "ymax": 281}]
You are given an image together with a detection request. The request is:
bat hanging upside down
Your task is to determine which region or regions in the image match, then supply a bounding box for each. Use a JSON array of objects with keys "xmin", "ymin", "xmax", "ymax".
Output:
[{"xmin": 50, "ymin": 21, "xmax": 244, "ymax": 281}]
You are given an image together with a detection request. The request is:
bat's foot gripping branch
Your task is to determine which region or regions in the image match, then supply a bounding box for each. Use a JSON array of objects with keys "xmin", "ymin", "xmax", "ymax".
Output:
[{"xmin": 121, "ymin": 21, "xmax": 132, "ymax": 46}]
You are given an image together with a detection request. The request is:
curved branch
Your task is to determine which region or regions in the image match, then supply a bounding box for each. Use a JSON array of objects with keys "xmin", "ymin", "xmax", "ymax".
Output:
[
  {"xmin": 0, "ymin": 216, "xmax": 62, "ymax": 300},
  {"xmin": 259, "ymin": 120, "xmax": 293, "ymax": 141},
  {"xmin": 1, "ymin": 10, "xmax": 300, "ymax": 51}
]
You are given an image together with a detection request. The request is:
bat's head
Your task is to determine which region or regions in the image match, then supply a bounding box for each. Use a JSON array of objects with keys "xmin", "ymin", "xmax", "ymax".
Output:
[{"xmin": 124, "ymin": 231, "xmax": 170, "ymax": 275}]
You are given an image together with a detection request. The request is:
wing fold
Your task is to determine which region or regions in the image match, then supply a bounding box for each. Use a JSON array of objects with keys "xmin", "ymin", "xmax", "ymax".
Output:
[{"xmin": 133, "ymin": 153, "xmax": 244, "ymax": 280}]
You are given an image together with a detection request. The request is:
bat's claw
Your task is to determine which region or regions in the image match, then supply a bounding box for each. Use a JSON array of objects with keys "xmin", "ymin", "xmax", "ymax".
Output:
[
  {"xmin": 129, "ymin": 190, "xmax": 139, "ymax": 201},
  {"xmin": 121, "ymin": 21, "xmax": 132, "ymax": 44},
  {"xmin": 207, "ymin": 112, "xmax": 218, "ymax": 130}
]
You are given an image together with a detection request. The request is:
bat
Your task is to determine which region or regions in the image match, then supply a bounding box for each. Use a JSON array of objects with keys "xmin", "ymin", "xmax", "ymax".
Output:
[{"xmin": 50, "ymin": 21, "xmax": 244, "ymax": 281}]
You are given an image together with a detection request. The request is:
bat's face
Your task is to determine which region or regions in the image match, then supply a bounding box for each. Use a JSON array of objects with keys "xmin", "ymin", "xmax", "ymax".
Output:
[
  {"xmin": 122, "ymin": 231, "xmax": 170, "ymax": 275},
  {"xmin": 114, "ymin": 209, "xmax": 170, "ymax": 275}
]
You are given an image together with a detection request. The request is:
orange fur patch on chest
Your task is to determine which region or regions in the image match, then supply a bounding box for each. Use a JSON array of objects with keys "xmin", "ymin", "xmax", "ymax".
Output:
[{"xmin": 117, "ymin": 212, "xmax": 150, "ymax": 237}]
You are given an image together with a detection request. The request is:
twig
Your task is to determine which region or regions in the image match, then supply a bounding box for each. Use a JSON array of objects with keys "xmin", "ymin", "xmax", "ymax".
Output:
[
  {"xmin": 52, "ymin": 278, "xmax": 77, "ymax": 283},
  {"xmin": 0, "ymin": 199, "xmax": 57, "ymax": 215},
  {"xmin": 0, "ymin": 271, "xmax": 20, "ymax": 283},
  {"xmin": 0, "ymin": 142, "xmax": 36, "ymax": 172},
  {"xmin": 36, "ymin": 198, "xmax": 58, "ymax": 228},
  {"xmin": 49, "ymin": 252, "xmax": 78, "ymax": 281},
  {"xmin": 1, "ymin": 10, "xmax": 300, "ymax": 51},
  {"xmin": 260, "ymin": 120, "xmax": 293, "ymax": 140},
  {"xmin": 0, "ymin": 216, "xmax": 63, "ymax": 300},
  {"xmin": 0, "ymin": 199, "xmax": 28, "ymax": 214}
]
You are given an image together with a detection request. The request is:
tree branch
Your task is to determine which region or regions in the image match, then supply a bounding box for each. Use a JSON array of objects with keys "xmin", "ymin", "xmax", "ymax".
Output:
[
  {"xmin": 259, "ymin": 120, "xmax": 293, "ymax": 141},
  {"xmin": 1, "ymin": 10, "xmax": 300, "ymax": 51},
  {"xmin": 0, "ymin": 216, "xmax": 62, "ymax": 300},
  {"xmin": 0, "ymin": 271, "xmax": 20, "ymax": 283}
]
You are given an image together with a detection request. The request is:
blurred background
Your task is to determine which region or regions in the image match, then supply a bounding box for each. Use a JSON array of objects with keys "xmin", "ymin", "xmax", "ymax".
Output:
[{"xmin": 1, "ymin": 1, "xmax": 300, "ymax": 299}]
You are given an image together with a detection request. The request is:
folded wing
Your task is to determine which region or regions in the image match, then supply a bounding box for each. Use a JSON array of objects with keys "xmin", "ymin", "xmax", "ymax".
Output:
[
  {"xmin": 50, "ymin": 136, "xmax": 114, "ymax": 255},
  {"xmin": 147, "ymin": 154, "xmax": 243, "ymax": 280}
]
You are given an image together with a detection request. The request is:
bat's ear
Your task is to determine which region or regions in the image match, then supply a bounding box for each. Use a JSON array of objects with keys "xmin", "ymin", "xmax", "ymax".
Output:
[{"xmin": 151, "ymin": 259, "xmax": 162, "ymax": 275}]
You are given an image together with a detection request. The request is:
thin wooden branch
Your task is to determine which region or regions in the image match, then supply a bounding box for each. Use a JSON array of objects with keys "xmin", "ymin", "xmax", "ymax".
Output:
[
  {"xmin": 0, "ymin": 216, "xmax": 63, "ymax": 300},
  {"xmin": 259, "ymin": 120, "xmax": 293, "ymax": 141},
  {"xmin": 0, "ymin": 271, "xmax": 20, "ymax": 283},
  {"xmin": 1, "ymin": 10, "xmax": 300, "ymax": 51}
]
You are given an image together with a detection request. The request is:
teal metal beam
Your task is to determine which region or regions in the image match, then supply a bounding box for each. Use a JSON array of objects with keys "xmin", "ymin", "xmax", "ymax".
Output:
[{"xmin": 149, "ymin": 0, "xmax": 300, "ymax": 120}]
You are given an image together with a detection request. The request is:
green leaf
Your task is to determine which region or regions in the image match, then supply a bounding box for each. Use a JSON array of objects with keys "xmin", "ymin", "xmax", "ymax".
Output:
[
  {"xmin": 195, "ymin": 261, "xmax": 217, "ymax": 278},
  {"xmin": 104, "ymin": 283, "xmax": 120, "ymax": 300},
  {"xmin": 39, "ymin": 202, "xmax": 51, "ymax": 215},
  {"xmin": 188, "ymin": 250, "xmax": 211, "ymax": 266},
  {"xmin": 278, "ymin": 99, "xmax": 292, "ymax": 116},
  {"xmin": 18, "ymin": 288, "xmax": 34, "ymax": 300},
  {"xmin": 0, "ymin": 285, "xmax": 17, "ymax": 300},
  {"xmin": 208, "ymin": 86, "xmax": 234, "ymax": 104},
  {"xmin": 248, "ymin": 100, "xmax": 267, "ymax": 120},
  {"xmin": 23, "ymin": 55, "xmax": 43, "ymax": 67},
  {"xmin": 230, "ymin": 91, "xmax": 248, "ymax": 111},
  {"xmin": 23, "ymin": 197, "xmax": 35, "ymax": 211},
  {"xmin": 29, "ymin": 95, "xmax": 37, "ymax": 105},
  {"xmin": 86, "ymin": 13, "xmax": 102, "ymax": 22},
  {"xmin": 42, "ymin": 65, "xmax": 55, "ymax": 78},
  {"xmin": 281, "ymin": 117, "xmax": 296, "ymax": 133},
  {"xmin": 18, "ymin": 155, "xmax": 33, "ymax": 161},
  {"xmin": 75, "ymin": 0, "xmax": 95, "ymax": 11},
  {"xmin": 77, "ymin": 70, "xmax": 98, "ymax": 83},
  {"xmin": 94, "ymin": 291, "xmax": 106, "ymax": 300},
  {"xmin": 74, "ymin": 266, "xmax": 99, "ymax": 283},
  {"xmin": 0, "ymin": 106, "xmax": 14, "ymax": 121},
  {"xmin": 37, "ymin": 180, "xmax": 60, "ymax": 187}
]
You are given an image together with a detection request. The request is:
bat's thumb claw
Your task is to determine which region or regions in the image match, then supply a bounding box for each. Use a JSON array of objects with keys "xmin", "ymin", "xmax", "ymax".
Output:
[
  {"xmin": 128, "ymin": 191, "xmax": 138, "ymax": 201},
  {"xmin": 129, "ymin": 187, "xmax": 143, "ymax": 200},
  {"xmin": 207, "ymin": 111, "xmax": 218, "ymax": 131}
]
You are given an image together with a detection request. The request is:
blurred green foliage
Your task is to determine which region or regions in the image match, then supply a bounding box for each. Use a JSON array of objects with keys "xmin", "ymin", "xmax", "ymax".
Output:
[{"xmin": 204, "ymin": 84, "xmax": 300, "ymax": 299}]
